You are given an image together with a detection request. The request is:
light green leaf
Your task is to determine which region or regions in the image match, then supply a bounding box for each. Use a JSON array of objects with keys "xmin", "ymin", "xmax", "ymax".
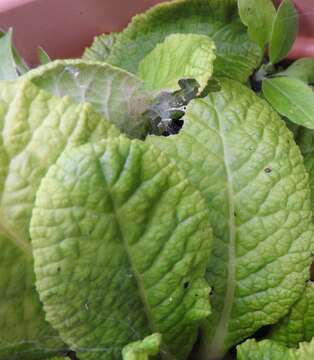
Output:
[
  {"xmin": 278, "ymin": 58, "xmax": 314, "ymax": 84},
  {"xmin": 0, "ymin": 29, "xmax": 19, "ymax": 80},
  {"xmin": 138, "ymin": 34, "xmax": 215, "ymax": 93},
  {"xmin": 107, "ymin": 0, "xmax": 262, "ymax": 83},
  {"xmin": 25, "ymin": 59, "xmax": 151, "ymax": 138},
  {"xmin": 237, "ymin": 338, "xmax": 314, "ymax": 360},
  {"xmin": 30, "ymin": 136, "xmax": 212, "ymax": 359},
  {"xmin": 294, "ymin": 127, "xmax": 314, "ymax": 209},
  {"xmin": 238, "ymin": 0, "xmax": 276, "ymax": 49},
  {"xmin": 0, "ymin": 80, "xmax": 118, "ymax": 358},
  {"xmin": 262, "ymin": 77, "xmax": 314, "ymax": 129},
  {"xmin": 37, "ymin": 47, "xmax": 51, "ymax": 65},
  {"xmin": 122, "ymin": 334, "xmax": 161, "ymax": 360},
  {"xmin": 83, "ymin": 33, "xmax": 118, "ymax": 62},
  {"xmin": 270, "ymin": 282, "xmax": 314, "ymax": 347},
  {"xmin": 269, "ymin": 0, "xmax": 299, "ymax": 64},
  {"xmin": 148, "ymin": 79, "xmax": 313, "ymax": 358},
  {"xmin": 0, "ymin": 233, "xmax": 66, "ymax": 360}
]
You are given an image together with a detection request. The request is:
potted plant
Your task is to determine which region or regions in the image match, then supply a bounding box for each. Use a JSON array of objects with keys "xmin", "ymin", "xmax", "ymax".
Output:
[{"xmin": 0, "ymin": 1, "xmax": 314, "ymax": 360}]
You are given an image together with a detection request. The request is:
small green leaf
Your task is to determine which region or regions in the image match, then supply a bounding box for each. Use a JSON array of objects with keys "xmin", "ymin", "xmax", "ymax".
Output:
[
  {"xmin": 107, "ymin": 0, "xmax": 262, "ymax": 83},
  {"xmin": 0, "ymin": 29, "xmax": 19, "ymax": 80},
  {"xmin": 238, "ymin": 0, "xmax": 276, "ymax": 49},
  {"xmin": 122, "ymin": 334, "xmax": 162, "ymax": 360},
  {"xmin": 269, "ymin": 0, "xmax": 299, "ymax": 64},
  {"xmin": 37, "ymin": 47, "xmax": 51, "ymax": 65},
  {"xmin": 82, "ymin": 33, "xmax": 118, "ymax": 62},
  {"xmin": 262, "ymin": 76, "xmax": 314, "ymax": 128},
  {"xmin": 237, "ymin": 338, "xmax": 314, "ymax": 360},
  {"xmin": 138, "ymin": 33, "xmax": 216, "ymax": 93},
  {"xmin": 278, "ymin": 58, "xmax": 314, "ymax": 84}
]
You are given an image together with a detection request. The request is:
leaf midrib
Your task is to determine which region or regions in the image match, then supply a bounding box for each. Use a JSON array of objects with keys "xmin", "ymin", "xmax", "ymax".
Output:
[
  {"xmin": 205, "ymin": 114, "xmax": 237, "ymax": 358},
  {"xmin": 96, "ymin": 150, "xmax": 158, "ymax": 347}
]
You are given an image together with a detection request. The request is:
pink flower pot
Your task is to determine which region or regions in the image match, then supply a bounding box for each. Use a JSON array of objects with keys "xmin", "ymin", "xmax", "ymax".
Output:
[
  {"xmin": 0, "ymin": 0, "xmax": 165, "ymax": 66},
  {"xmin": 0, "ymin": 0, "xmax": 313, "ymax": 66},
  {"xmin": 274, "ymin": 0, "xmax": 314, "ymax": 59}
]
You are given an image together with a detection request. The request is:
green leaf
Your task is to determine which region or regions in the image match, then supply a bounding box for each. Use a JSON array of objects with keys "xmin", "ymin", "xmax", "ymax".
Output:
[
  {"xmin": 107, "ymin": 0, "xmax": 262, "ymax": 83},
  {"xmin": 237, "ymin": 338, "xmax": 314, "ymax": 360},
  {"xmin": 148, "ymin": 79, "xmax": 313, "ymax": 358},
  {"xmin": 238, "ymin": 0, "xmax": 276, "ymax": 49},
  {"xmin": 262, "ymin": 77, "xmax": 314, "ymax": 128},
  {"xmin": 122, "ymin": 334, "xmax": 161, "ymax": 360},
  {"xmin": 0, "ymin": 29, "xmax": 19, "ymax": 80},
  {"xmin": 138, "ymin": 33, "xmax": 216, "ymax": 93},
  {"xmin": 25, "ymin": 59, "xmax": 151, "ymax": 138},
  {"xmin": 30, "ymin": 136, "xmax": 212, "ymax": 359},
  {"xmin": 278, "ymin": 58, "xmax": 314, "ymax": 84},
  {"xmin": 294, "ymin": 127, "xmax": 314, "ymax": 209},
  {"xmin": 0, "ymin": 80, "xmax": 118, "ymax": 358},
  {"xmin": 270, "ymin": 282, "xmax": 314, "ymax": 347},
  {"xmin": 269, "ymin": 0, "xmax": 299, "ymax": 64},
  {"xmin": 0, "ymin": 233, "xmax": 66, "ymax": 360},
  {"xmin": 37, "ymin": 47, "xmax": 51, "ymax": 65},
  {"xmin": 82, "ymin": 33, "xmax": 118, "ymax": 62}
]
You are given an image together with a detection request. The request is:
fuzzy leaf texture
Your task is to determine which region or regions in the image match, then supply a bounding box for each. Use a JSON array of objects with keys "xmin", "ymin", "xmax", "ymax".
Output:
[
  {"xmin": 0, "ymin": 79, "xmax": 118, "ymax": 359},
  {"xmin": 270, "ymin": 282, "xmax": 314, "ymax": 347},
  {"xmin": 122, "ymin": 334, "xmax": 161, "ymax": 360},
  {"xmin": 237, "ymin": 338, "xmax": 314, "ymax": 360},
  {"xmin": 137, "ymin": 34, "xmax": 216, "ymax": 93},
  {"xmin": 30, "ymin": 136, "xmax": 213, "ymax": 360},
  {"xmin": 107, "ymin": 0, "xmax": 262, "ymax": 83},
  {"xmin": 148, "ymin": 79, "xmax": 313, "ymax": 358}
]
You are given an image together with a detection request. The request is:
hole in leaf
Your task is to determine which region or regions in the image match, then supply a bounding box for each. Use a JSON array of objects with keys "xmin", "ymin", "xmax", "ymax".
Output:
[
  {"xmin": 264, "ymin": 167, "xmax": 272, "ymax": 173},
  {"xmin": 251, "ymin": 325, "xmax": 272, "ymax": 340},
  {"xmin": 310, "ymin": 260, "xmax": 314, "ymax": 281},
  {"xmin": 144, "ymin": 78, "xmax": 220, "ymax": 137},
  {"xmin": 67, "ymin": 351, "xmax": 79, "ymax": 360},
  {"xmin": 183, "ymin": 281, "xmax": 190, "ymax": 289}
]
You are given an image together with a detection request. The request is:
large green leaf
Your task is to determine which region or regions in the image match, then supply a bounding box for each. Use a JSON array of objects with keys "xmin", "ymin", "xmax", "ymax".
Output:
[
  {"xmin": 148, "ymin": 79, "xmax": 313, "ymax": 358},
  {"xmin": 0, "ymin": 80, "xmax": 118, "ymax": 359},
  {"xmin": 262, "ymin": 77, "xmax": 314, "ymax": 129},
  {"xmin": 25, "ymin": 60, "xmax": 151, "ymax": 138},
  {"xmin": 122, "ymin": 334, "xmax": 161, "ymax": 360},
  {"xmin": 138, "ymin": 33, "xmax": 215, "ymax": 92},
  {"xmin": 237, "ymin": 338, "xmax": 314, "ymax": 360},
  {"xmin": 269, "ymin": 0, "xmax": 299, "ymax": 64},
  {"xmin": 107, "ymin": 0, "xmax": 262, "ymax": 83},
  {"xmin": 270, "ymin": 283, "xmax": 314, "ymax": 347},
  {"xmin": 82, "ymin": 33, "xmax": 118, "ymax": 62},
  {"xmin": 238, "ymin": 0, "xmax": 276, "ymax": 49},
  {"xmin": 30, "ymin": 136, "xmax": 212, "ymax": 359}
]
